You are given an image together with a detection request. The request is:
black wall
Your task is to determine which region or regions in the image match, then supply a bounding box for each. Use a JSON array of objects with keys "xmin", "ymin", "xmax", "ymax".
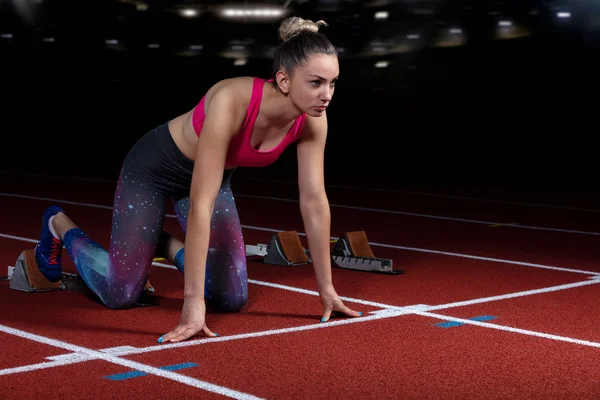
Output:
[{"xmin": 2, "ymin": 31, "xmax": 598, "ymax": 191}]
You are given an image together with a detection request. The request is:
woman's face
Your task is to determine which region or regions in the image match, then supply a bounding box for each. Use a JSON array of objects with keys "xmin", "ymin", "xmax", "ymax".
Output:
[{"xmin": 284, "ymin": 53, "xmax": 339, "ymax": 117}]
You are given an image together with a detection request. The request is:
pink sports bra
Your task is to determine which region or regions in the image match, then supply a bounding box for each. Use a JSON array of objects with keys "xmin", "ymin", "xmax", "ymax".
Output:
[{"xmin": 191, "ymin": 77, "xmax": 307, "ymax": 168}]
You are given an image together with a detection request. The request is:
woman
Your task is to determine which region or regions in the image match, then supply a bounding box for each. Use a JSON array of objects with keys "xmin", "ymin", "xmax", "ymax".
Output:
[{"xmin": 33, "ymin": 16, "xmax": 362, "ymax": 344}]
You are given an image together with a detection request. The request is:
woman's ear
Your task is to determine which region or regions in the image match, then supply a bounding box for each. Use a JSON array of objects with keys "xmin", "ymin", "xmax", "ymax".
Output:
[{"xmin": 275, "ymin": 69, "xmax": 291, "ymax": 94}]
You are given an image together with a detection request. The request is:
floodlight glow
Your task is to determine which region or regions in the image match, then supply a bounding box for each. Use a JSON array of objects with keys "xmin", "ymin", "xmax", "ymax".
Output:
[
  {"xmin": 180, "ymin": 9, "xmax": 198, "ymax": 17},
  {"xmin": 375, "ymin": 61, "xmax": 389, "ymax": 68},
  {"xmin": 375, "ymin": 11, "xmax": 389, "ymax": 20},
  {"xmin": 221, "ymin": 8, "xmax": 284, "ymax": 18}
]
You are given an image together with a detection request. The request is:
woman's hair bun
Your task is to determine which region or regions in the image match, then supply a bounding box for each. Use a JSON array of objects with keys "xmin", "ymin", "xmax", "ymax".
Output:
[{"xmin": 278, "ymin": 17, "xmax": 328, "ymax": 41}]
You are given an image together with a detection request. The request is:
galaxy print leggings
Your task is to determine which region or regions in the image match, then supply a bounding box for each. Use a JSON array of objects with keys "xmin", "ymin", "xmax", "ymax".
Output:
[{"xmin": 62, "ymin": 122, "xmax": 248, "ymax": 310}]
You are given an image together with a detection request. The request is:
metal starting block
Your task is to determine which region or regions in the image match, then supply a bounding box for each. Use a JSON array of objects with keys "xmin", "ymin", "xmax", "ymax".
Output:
[
  {"xmin": 245, "ymin": 231, "xmax": 312, "ymax": 266},
  {"xmin": 7, "ymin": 249, "xmax": 160, "ymax": 307},
  {"xmin": 245, "ymin": 243, "xmax": 268, "ymax": 257},
  {"xmin": 332, "ymin": 231, "xmax": 404, "ymax": 275},
  {"xmin": 246, "ymin": 230, "xmax": 403, "ymax": 275}
]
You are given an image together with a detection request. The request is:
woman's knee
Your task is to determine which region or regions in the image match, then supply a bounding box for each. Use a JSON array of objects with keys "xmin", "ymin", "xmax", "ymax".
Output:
[{"xmin": 103, "ymin": 283, "xmax": 144, "ymax": 310}]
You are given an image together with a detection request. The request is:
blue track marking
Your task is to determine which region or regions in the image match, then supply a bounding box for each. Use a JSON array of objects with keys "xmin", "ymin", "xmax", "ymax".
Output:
[
  {"xmin": 435, "ymin": 315, "xmax": 497, "ymax": 328},
  {"xmin": 105, "ymin": 362, "xmax": 199, "ymax": 380}
]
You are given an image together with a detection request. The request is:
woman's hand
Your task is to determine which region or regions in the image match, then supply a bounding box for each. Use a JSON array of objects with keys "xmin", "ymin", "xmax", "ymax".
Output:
[
  {"xmin": 157, "ymin": 294, "xmax": 218, "ymax": 343},
  {"xmin": 319, "ymin": 285, "xmax": 362, "ymax": 322}
]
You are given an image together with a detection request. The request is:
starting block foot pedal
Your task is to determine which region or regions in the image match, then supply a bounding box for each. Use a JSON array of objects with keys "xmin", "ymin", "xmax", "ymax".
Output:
[
  {"xmin": 10, "ymin": 249, "xmax": 66, "ymax": 292},
  {"xmin": 332, "ymin": 231, "xmax": 403, "ymax": 275},
  {"xmin": 333, "ymin": 231, "xmax": 376, "ymax": 258},
  {"xmin": 332, "ymin": 255, "xmax": 403, "ymax": 275},
  {"xmin": 262, "ymin": 231, "xmax": 312, "ymax": 266}
]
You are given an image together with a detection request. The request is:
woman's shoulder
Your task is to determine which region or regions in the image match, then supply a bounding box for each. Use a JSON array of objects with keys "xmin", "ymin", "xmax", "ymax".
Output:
[
  {"xmin": 208, "ymin": 76, "xmax": 258, "ymax": 99},
  {"xmin": 204, "ymin": 76, "xmax": 258, "ymax": 112}
]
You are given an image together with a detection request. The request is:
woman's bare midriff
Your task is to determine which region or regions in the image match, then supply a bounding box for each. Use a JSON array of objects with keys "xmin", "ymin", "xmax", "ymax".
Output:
[{"xmin": 167, "ymin": 109, "xmax": 198, "ymax": 161}]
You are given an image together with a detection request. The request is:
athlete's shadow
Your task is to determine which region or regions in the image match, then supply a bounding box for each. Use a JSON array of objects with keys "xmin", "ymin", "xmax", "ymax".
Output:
[{"xmin": 156, "ymin": 295, "xmax": 318, "ymax": 321}]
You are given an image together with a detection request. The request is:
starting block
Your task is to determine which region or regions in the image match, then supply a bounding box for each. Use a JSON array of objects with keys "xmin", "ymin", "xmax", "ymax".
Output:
[
  {"xmin": 245, "ymin": 230, "xmax": 403, "ymax": 275},
  {"xmin": 246, "ymin": 231, "xmax": 312, "ymax": 266},
  {"xmin": 7, "ymin": 249, "xmax": 159, "ymax": 307},
  {"xmin": 9, "ymin": 249, "xmax": 65, "ymax": 292},
  {"xmin": 332, "ymin": 231, "xmax": 404, "ymax": 275}
]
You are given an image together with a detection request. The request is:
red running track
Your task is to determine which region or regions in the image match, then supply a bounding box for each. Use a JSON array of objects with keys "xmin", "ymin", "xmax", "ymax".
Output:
[{"xmin": 1, "ymin": 172, "xmax": 599, "ymax": 399}]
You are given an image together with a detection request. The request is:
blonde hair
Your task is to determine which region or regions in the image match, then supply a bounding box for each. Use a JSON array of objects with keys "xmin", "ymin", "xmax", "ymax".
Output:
[{"xmin": 278, "ymin": 17, "xmax": 329, "ymax": 42}]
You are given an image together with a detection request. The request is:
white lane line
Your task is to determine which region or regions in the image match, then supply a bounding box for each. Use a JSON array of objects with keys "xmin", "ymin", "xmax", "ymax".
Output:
[
  {"xmin": 2, "ymin": 248, "xmax": 600, "ymax": 376},
  {"xmin": 4, "ymin": 170, "xmax": 598, "ymax": 214},
  {"xmin": 366, "ymin": 241, "xmax": 600, "ymax": 276},
  {"xmin": 2, "ymin": 209, "xmax": 600, "ymax": 278},
  {"xmin": 243, "ymin": 177, "xmax": 600, "ymax": 214},
  {"xmin": 149, "ymin": 237, "xmax": 600, "ymax": 277},
  {"xmin": 8, "ymin": 250, "xmax": 600, "ymax": 320},
  {"xmin": 4, "ymin": 276, "xmax": 599, "ymax": 377},
  {"xmin": 0, "ymin": 324, "xmax": 262, "ymax": 399},
  {"xmin": 0, "ymin": 192, "xmax": 113, "ymax": 210},
  {"xmin": 0, "ymin": 233, "xmax": 37, "ymax": 244},
  {"xmin": 417, "ymin": 311, "xmax": 600, "ymax": 348},
  {"xmin": 147, "ymin": 263, "xmax": 600, "ymax": 313},
  {"xmin": 234, "ymin": 194, "xmax": 600, "ymax": 236},
  {"xmin": 0, "ymin": 359, "xmax": 83, "ymax": 376},
  {"xmin": 427, "ymin": 279, "xmax": 600, "ymax": 311},
  {"xmin": 108, "ymin": 308, "xmax": 413, "ymax": 356},
  {"xmin": 0, "ymin": 171, "xmax": 117, "ymax": 184},
  {"xmin": 0, "ymin": 307, "xmax": 412, "ymax": 376},
  {"xmin": 2, "ymin": 190, "xmax": 600, "ymax": 237}
]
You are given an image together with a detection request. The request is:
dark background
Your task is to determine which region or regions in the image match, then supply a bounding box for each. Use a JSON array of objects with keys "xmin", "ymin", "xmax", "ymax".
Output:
[{"xmin": 2, "ymin": 0, "xmax": 598, "ymax": 191}]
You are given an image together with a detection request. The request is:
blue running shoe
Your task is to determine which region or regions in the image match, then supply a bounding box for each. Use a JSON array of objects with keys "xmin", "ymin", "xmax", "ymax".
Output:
[{"xmin": 35, "ymin": 205, "xmax": 65, "ymax": 282}]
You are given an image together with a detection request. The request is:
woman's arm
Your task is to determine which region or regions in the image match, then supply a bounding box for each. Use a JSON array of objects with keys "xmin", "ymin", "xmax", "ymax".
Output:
[
  {"xmin": 160, "ymin": 87, "xmax": 242, "ymax": 343},
  {"xmin": 296, "ymin": 113, "xmax": 332, "ymax": 291},
  {"xmin": 184, "ymin": 90, "xmax": 240, "ymax": 298},
  {"xmin": 296, "ymin": 112, "xmax": 361, "ymax": 321}
]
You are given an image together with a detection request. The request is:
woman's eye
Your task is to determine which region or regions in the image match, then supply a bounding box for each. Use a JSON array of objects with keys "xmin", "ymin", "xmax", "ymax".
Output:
[{"xmin": 311, "ymin": 80, "xmax": 336, "ymax": 87}]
